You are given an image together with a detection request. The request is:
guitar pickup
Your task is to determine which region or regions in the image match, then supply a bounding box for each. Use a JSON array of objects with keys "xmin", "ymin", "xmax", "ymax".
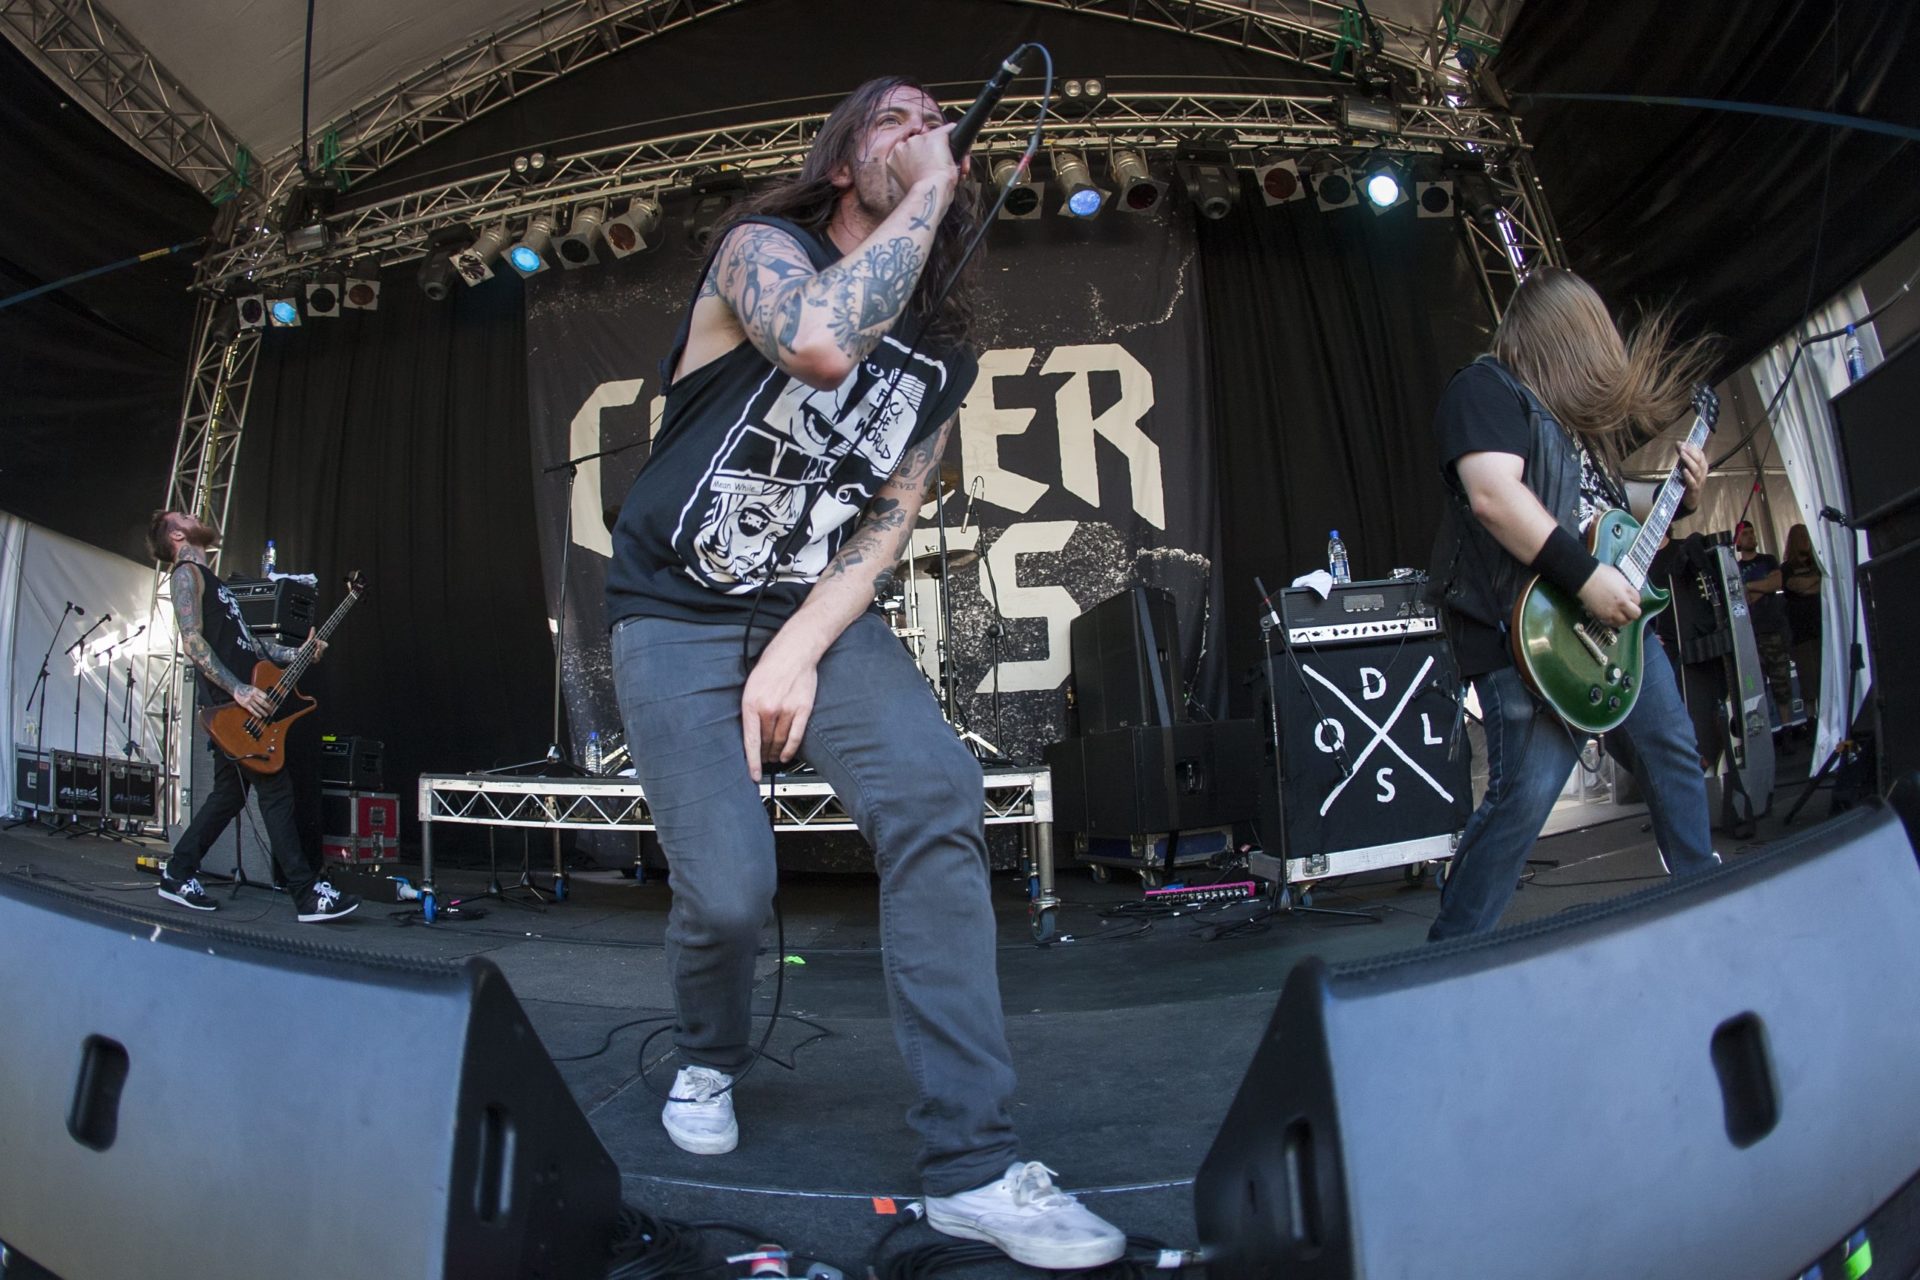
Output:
[{"xmin": 1573, "ymin": 622, "xmax": 1611, "ymax": 668}]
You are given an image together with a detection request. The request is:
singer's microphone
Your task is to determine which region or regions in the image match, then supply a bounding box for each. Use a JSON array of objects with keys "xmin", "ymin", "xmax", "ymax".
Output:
[{"xmin": 949, "ymin": 47, "xmax": 1030, "ymax": 159}]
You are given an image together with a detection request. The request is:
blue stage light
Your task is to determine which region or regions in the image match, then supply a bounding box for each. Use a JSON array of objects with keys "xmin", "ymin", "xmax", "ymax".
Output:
[
  {"xmin": 1067, "ymin": 187, "xmax": 1104, "ymax": 218},
  {"xmin": 508, "ymin": 245, "xmax": 544, "ymax": 274},
  {"xmin": 270, "ymin": 300, "xmax": 299, "ymax": 325}
]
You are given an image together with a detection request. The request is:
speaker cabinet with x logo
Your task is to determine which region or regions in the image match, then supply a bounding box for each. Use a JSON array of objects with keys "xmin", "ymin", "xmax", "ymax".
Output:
[{"xmin": 1256, "ymin": 581, "xmax": 1471, "ymax": 880}]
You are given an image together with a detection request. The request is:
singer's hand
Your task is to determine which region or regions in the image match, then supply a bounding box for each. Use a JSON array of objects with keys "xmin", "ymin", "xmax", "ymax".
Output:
[{"xmin": 887, "ymin": 124, "xmax": 962, "ymax": 202}]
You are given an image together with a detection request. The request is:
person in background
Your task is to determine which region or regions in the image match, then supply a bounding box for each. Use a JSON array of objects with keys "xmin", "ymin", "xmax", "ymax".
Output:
[
  {"xmin": 1781, "ymin": 523, "xmax": 1823, "ymax": 718},
  {"xmin": 1735, "ymin": 520, "xmax": 1796, "ymax": 720}
]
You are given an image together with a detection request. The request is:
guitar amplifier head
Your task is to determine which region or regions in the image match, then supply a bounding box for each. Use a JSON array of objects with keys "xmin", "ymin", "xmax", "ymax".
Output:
[
  {"xmin": 228, "ymin": 577, "xmax": 318, "ymax": 638},
  {"xmin": 1279, "ymin": 575, "xmax": 1438, "ymax": 647}
]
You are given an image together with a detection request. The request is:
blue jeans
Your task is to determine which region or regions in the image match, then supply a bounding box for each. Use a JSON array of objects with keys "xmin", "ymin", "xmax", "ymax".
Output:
[
  {"xmin": 1429, "ymin": 635, "xmax": 1717, "ymax": 942},
  {"xmin": 611, "ymin": 610, "xmax": 1019, "ymax": 1195}
]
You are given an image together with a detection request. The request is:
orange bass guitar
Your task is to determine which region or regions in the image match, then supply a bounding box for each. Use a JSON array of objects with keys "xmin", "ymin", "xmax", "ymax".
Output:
[{"xmin": 201, "ymin": 571, "xmax": 366, "ymax": 775}]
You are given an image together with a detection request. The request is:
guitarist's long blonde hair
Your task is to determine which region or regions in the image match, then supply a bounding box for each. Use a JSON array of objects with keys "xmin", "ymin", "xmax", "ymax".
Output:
[{"xmin": 1491, "ymin": 269, "xmax": 1717, "ymax": 469}]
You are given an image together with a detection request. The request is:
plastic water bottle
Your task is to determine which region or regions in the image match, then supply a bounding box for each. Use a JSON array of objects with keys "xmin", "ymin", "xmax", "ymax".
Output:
[
  {"xmin": 584, "ymin": 730, "xmax": 602, "ymax": 775},
  {"xmin": 1328, "ymin": 530, "xmax": 1351, "ymax": 585},
  {"xmin": 1844, "ymin": 324, "xmax": 1867, "ymax": 383},
  {"xmin": 260, "ymin": 539, "xmax": 276, "ymax": 578}
]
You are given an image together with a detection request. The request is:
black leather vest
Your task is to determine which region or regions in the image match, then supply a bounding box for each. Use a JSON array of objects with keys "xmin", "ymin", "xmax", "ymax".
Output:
[{"xmin": 1425, "ymin": 356, "xmax": 1586, "ymax": 634}]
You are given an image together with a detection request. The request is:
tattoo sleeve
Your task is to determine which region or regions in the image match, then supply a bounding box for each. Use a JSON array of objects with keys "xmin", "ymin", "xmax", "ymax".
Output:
[
  {"xmin": 820, "ymin": 416, "xmax": 956, "ymax": 586},
  {"xmin": 715, "ymin": 224, "xmax": 928, "ymax": 371},
  {"xmin": 171, "ymin": 566, "xmax": 247, "ymax": 695},
  {"xmin": 262, "ymin": 639, "xmax": 300, "ymax": 666}
]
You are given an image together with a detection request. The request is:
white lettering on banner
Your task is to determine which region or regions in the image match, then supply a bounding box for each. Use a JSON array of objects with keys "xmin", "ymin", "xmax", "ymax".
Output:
[
  {"xmin": 974, "ymin": 521, "xmax": 1080, "ymax": 694},
  {"xmin": 569, "ymin": 379, "xmax": 648, "ymax": 559},
  {"xmin": 1040, "ymin": 344, "xmax": 1165, "ymax": 530},
  {"xmin": 1376, "ymin": 768, "xmax": 1396, "ymax": 803},
  {"xmin": 1422, "ymin": 713, "xmax": 1443, "ymax": 745},
  {"xmin": 958, "ymin": 348, "xmax": 1048, "ymax": 515},
  {"xmin": 1314, "ymin": 718, "xmax": 1346, "ymax": 754},
  {"xmin": 1360, "ymin": 667, "xmax": 1386, "ymax": 701}
]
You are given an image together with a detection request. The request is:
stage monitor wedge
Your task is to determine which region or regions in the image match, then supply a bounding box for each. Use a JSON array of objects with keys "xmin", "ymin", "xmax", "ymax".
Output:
[
  {"xmin": 1196, "ymin": 801, "xmax": 1920, "ymax": 1280},
  {"xmin": 0, "ymin": 874, "xmax": 621, "ymax": 1280}
]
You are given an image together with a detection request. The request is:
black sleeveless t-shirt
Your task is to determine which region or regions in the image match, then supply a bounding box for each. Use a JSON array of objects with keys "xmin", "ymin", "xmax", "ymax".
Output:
[
  {"xmin": 604, "ymin": 216, "xmax": 979, "ymax": 628},
  {"xmin": 178, "ymin": 560, "xmax": 267, "ymax": 706}
]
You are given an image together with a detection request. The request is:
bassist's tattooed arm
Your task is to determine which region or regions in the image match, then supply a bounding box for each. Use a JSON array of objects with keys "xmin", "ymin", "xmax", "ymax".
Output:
[{"xmin": 170, "ymin": 565, "xmax": 248, "ymax": 697}]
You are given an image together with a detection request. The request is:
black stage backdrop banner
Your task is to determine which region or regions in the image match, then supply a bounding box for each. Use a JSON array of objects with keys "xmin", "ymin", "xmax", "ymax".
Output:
[
  {"xmin": 1198, "ymin": 171, "xmax": 1495, "ymax": 696},
  {"xmin": 525, "ymin": 203, "xmax": 1221, "ymax": 773},
  {"xmin": 233, "ymin": 270, "xmax": 553, "ymax": 848}
]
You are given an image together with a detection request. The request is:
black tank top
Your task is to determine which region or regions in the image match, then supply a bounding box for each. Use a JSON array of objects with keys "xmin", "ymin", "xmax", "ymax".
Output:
[
  {"xmin": 179, "ymin": 561, "xmax": 267, "ymax": 706},
  {"xmin": 603, "ymin": 216, "xmax": 979, "ymax": 628}
]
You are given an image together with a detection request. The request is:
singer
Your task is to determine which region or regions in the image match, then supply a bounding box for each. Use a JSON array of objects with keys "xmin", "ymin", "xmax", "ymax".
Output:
[
  {"xmin": 146, "ymin": 510, "xmax": 359, "ymax": 923},
  {"xmin": 602, "ymin": 77, "xmax": 1123, "ymax": 1269}
]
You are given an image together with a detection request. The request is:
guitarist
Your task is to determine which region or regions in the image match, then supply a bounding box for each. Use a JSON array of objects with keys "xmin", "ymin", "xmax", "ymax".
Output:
[
  {"xmin": 1424, "ymin": 270, "xmax": 1719, "ymax": 941},
  {"xmin": 146, "ymin": 510, "xmax": 359, "ymax": 922}
]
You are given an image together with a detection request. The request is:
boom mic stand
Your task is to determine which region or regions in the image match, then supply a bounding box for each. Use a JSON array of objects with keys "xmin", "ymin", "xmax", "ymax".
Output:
[
  {"xmin": 1253, "ymin": 579, "xmax": 1381, "ymax": 925},
  {"xmin": 5, "ymin": 602, "xmax": 77, "ymax": 831}
]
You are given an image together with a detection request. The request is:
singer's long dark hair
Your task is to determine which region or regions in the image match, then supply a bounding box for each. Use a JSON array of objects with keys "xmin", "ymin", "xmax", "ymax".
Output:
[{"xmin": 719, "ymin": 76, "xmax": 981, "ymax": 350}]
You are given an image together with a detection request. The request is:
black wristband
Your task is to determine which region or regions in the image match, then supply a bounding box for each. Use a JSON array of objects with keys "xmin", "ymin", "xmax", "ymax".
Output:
[{"xmin": 1531, "ymin": 525, "xmax": 1602, "ymax": 596}]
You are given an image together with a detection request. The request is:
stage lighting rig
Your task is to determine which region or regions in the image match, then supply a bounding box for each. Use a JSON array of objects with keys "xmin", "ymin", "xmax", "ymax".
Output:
[
  {"xmin": 235, "ymin": 294, "xmax": 267, "ymax": 329},
  {"xmin": 453, "ymin": 224, "xmax": 511, "ymax": 285},
  {"xmin": 343, "ymin": 258, "xmax": 381, "ymax": 310},
  {"xmin": 1176, "ymin": 153, "xmax": 1239, "ymax": 221},
  {"xmin": 1416, "ymin": 179, "xmax": 1456, "ymax": 218},
  {"xmin": 990, "ymin": 156, "xmax": 1042, "ymax": 220},
  {"xmin": 277, "ymin": 179, "xmax": 338, "ymax": 255},
  {"xmin": 305, "ymin": 271, "xmax": 343, "ymax": 317},
  {"xmin": 1109, "ymin": 149, "xmax": 1166, "ymax": 215},
  {"xmin": 1052, "ymin": 151, "xmax": 1107, "ymax": 219},
  {"xmin": 683, "ymin": 175, "xmax": 747, "ymax": 251},
  {"xmin": 508, "ymin": 215, "xmax": 555, "ymax": 276},
  {"xmin": 1254, "ymin": 155, "xmax": 1306, "ymax": 206},
  {"xmin": 1361, "ymin": 155, "xmax": 1408, "ymax": 212},
  {"xmin": 1453, "ymin": 170, "xmax": 1503, "ymax": 226},
  {"xmin": 267, "ymin": 294, "xmax": 301, "ymax": 327},
  {"xmin": 1057, "ymin": 76, "xmax": 1106, "ymax": 116},
  {"xmin": 509, "ymin": 150, "xmax": 551, "ymax": 185},
  {"xmin": 1313, "ymin": 164, "xmax": 1358, "ymax": 211},
  {"xmin": 418, "ymin": 225, "xmax": 475, "ymax": 301},
  {"xmin": 604, "ymin": 196, "xmax": 663, "ymax": 257},
  {"xmin": 556, "ymin": 204, "xmax": 606, "ymax": 268},
  {"xmin": 206, "ymin": 299, "xmax": 244, "ymax": 345}
]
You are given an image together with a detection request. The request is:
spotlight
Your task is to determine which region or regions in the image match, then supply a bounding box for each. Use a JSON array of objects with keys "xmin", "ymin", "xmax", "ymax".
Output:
[
  {"xmin": 507, "ymin": 215, "xmax": 555, "ymax": 276},
  {"xmin": 990, "ymin": 156, "xmax": 1042, "ymax": 220},
  {"xmin": 453, "ymin": 224, "xmax": 511, "ymax": 286},
  {"xmin": 1057, "ymin": 77, "xmax": 1107, "ymax": 116},
  {"xmin": 206, "ymin": 300, "xmax": 243, "ymax": 346},
  {"xmin": 1416, "ymin": 179, "xmax": 1456, "ymax": 218},
  {"xmin": 1109, "ymin": 149, "xmax": 1166, "ymax": 214},
  {"xmin": 267, "ymin": 294, "xmax": 301, "ymax": 327},
  {"xmin": 510, "ymin": 151, "xmax": 550, "ymax": 185},
  {"xmin": 1361, "ymin": 156, "xmax": 1408, "ymax": 212},
  {"xmin": 235, "ymin": 294, "xmax": 267, "ymax": 329},
  {"xmin": 418, "ymin": 225, "xmax": 475, "ymax": 301},
  {"xmin": 343, "ymin": 258, "xmax": 381, "ymax": 310},
  {"xmin": 604, "ymin": 196, "xmax": 663, "ymax": 257},
  {"xmin": 1313, "ymin": 166, "xmax": 1358, "ymax": 211},
  {"xmin": 1254, "ymin": 157, "xmax": 1306, "ymax": 206},
  {"xmin": 305, "ymin": 271, "xmax": 342, "ymax": 317},
  {"xmin": 683, "ymin": 177, "xmax": 746, "ymax": 252},
  {"xmin": 1176, "ymin": 157, "xmax": 1239, "ymax": 221},
  {"xmin": 1052, "ymin": 151, "xmax": 1106, "ymax": 218},
  {"xmin": 277, "ymin": 180, "xmax": 336, "ymax": 255},
  {"xmin": 1455, "ymin": 171, "xmax": 1503, "ymax": 225},
  {"xmin": 556, "ymin": 204, "xmax": 606, "ymax": 269}
]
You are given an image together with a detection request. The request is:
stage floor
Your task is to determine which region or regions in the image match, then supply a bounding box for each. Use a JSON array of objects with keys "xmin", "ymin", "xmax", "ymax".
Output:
[{"xmin": 0, "ymin": 741, "xmax": 1827, "ymax": 1275}]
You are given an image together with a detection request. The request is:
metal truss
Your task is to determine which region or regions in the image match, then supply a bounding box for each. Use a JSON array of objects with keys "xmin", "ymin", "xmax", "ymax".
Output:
[
  {"xmin": 1460, "ymin": 146, "xmax": 1564, "ymax": 319},
  {"xmin": 418, "ymin": 768, "xmax": 1054, "ymax": 834},
  {"xmin": 0, "ymin": 0, "xmax": 242, "ymax": 195},
  {"xmin": 252, "ymin": 0, "xmax": 1446, "ymax": 211},
  {"xmin": 197, "ymin": 91, "xmax": 1525, "ymax": 290}
]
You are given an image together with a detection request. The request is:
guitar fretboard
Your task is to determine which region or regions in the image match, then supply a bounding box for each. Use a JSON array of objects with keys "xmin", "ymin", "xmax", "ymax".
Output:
[{"xmin": 1620, "ymin": 415, "xmax": 1711, "ymax": 592}]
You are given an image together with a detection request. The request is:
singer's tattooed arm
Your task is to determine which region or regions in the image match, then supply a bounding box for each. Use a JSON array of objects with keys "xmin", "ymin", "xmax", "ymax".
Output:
[
  {"xmin": 170, "ymin": 565, "xmax": 248, "ymax": 697},
  {"xmin": 819, "ymin": 414, "xmax": 953, "ymax": 589}
]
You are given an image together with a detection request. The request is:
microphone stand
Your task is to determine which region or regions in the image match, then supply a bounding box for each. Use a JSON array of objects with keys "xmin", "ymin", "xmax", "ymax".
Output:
[
  {"xmin": 5, "ymin": 603, "xmax": 76, "ymax": 831},
  {"xmin": 67, "ymin": 614, "xmax": 109, "ymax": 760},
  {"xmin": 1253, "ymin": 580, "xmax": 1379, "ymax": 925},
  {"xmin": 492, "ymin": 437, "xmax": 647, "ymax": 777}
]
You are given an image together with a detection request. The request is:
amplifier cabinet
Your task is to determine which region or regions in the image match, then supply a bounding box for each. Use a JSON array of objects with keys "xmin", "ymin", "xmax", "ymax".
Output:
[
  {"xmin": 1046, "ymin": 720, "xmax": 1260, "ymax": 837},
  {"xmin": 1255, "ymin": 631, "xmax": 1470, "ymax": 878},
  {"xmin": 227, "ymin": 576, "xmax": 318, "ymax": 639},
  {"xmin": 1068, "ymin": 587, "xmax": 1184, "ymax": 736},
  {"xmin": 320, "ymin": 736, "xmax": 385, "ymax": 791}
]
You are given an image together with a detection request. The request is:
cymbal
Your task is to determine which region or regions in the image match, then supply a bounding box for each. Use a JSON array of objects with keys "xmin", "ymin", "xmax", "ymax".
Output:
[{"xmin": 896, "ymin": 547, "xmax": 981, "ymax": 579}]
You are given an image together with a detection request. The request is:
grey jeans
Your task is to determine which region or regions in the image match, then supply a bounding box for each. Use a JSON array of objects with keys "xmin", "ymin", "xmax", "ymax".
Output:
[{"xmin": 611, "ymin": 610, "xmax": 1020, "ymax": 1194}]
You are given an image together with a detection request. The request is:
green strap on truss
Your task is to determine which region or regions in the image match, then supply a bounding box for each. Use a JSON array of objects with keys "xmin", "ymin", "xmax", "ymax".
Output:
[
  {"xmin": 1331, "ymin": 7, "xmax": 1366, "ymax": 77},
  {"xmin": 1442, "ymin": 2, "xmax": 1501, "ymax": 56},
  {"xmin": 209, "ymin": 146, "xmax": 253, "ymax": 205}
]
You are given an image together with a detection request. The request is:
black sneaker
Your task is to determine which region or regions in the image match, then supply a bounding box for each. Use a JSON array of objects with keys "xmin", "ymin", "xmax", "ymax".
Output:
[
  {"xmin": 158, "ymin": 874, "xmax": 218, "ymax": 912},
  {"xmin": 297, "ymin": 880, "xmax": 360, "ymax": 923}
]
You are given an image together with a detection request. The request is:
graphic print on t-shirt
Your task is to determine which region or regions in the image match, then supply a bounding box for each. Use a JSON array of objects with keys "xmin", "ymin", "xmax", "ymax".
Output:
[{"xmin": 673, "ymin": 333, "xmax": 946, "ymax": 593}]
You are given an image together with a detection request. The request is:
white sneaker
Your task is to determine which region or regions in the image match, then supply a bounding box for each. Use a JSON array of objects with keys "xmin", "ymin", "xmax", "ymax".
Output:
[
  {"xmin": 924, "ymin": 1161, "xmax": 1126, "ymax": 1270},
  {"xmin": 661, "ymin": 1066, "xmax": 737, "ymax": 1155}
]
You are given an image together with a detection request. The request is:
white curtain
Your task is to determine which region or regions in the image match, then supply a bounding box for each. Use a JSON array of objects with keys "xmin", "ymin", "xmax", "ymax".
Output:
[
  {"xmin": 0, "ymin": 512, "xmax": 28, "ymax": 815},
  {"xmin": 1750, "ymin": 287, "xmax": 1884, "ymax": 774}
]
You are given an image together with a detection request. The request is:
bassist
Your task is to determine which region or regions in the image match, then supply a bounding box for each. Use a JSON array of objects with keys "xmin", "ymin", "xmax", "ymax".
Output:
[
  {"xmin": 147, "ymin": 510, "xmax": 358, "ymax": 922},
  {"xmin": 1423, "ymin": 270, "xmax": 1719, "ymax": 941}
]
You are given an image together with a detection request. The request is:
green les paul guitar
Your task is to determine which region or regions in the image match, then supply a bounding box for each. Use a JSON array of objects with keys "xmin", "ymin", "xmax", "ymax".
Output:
[{"xmin": 1511, "ymin": 386, "xmax": 1720, "ymax": 734}]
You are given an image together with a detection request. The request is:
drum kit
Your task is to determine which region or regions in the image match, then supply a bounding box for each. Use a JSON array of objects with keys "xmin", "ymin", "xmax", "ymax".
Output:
[{"xmin": 878, "ymin": 461, "xmax": 1008, "ymax": 762}]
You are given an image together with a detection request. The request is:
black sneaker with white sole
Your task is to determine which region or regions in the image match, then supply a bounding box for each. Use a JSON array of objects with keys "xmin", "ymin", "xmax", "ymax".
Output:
[
  {"xmin": 158, "ymin": 874, "xmax": 218, "ymax": 912},
  {"xmin": 297, "ymin": 880, "xmax": 360, "ymax": 922}
]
